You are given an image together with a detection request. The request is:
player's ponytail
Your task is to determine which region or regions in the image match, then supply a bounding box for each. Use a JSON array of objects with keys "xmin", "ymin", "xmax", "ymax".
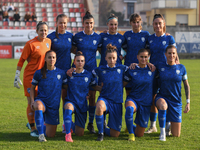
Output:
[
  {"xmin": 105, "ymin": 43, "xmax": 117, "ymax": 56},
  {"xmin": 55, "ymin": 14, "xmax": 68, "ymax": 39},
  {"xmin": 83, "ymin": 10, "xmax": 94, "ymax": 23}
]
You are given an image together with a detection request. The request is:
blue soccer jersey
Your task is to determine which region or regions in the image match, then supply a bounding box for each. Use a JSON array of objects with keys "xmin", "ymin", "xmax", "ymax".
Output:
[
  {"xmin": 148, "ymin": 33, "xmax": 176, "ymax": 66},
  {"xmin": 73, "ymin": 31, "xmax": 101, "ymax": 71},
  {"xmin": 156, "ymin": 62, "xmax": 187, "ymax": 104},
  {"xmin": 47, "ymin": 31, "xmax": 73, "ymax": 71},
  {"xmin": 124, "ymin": 66, "xmax": 156, "ymax": 106},
  {"xmin": 99, "ymin": 32, "xmax": 125, "ymax": 66},
  {"xmin": 32, "ymin": 67, "xmax": 67, "ymax": 109},
  {"xmin": 123, "ymin": 30, "xmax": 150, "ymax": 65},
  {"xmin": 65, "ymin": 69, "xmax": 96, "ymax": 112},
  {"xmin": 93, "ymin": 64, "xmax": 128, "ymax": 103}
]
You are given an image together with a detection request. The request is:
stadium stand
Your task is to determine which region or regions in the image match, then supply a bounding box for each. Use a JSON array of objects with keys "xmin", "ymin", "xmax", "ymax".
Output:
[{"xmin": 0, "ymin": 0, "xmax": 85, "ymax": 33}]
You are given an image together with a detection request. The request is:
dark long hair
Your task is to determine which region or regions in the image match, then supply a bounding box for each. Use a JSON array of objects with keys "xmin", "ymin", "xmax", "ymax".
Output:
[{"xmin": 55, "ymin": 14, "xmax": 68, "ymax": 39}]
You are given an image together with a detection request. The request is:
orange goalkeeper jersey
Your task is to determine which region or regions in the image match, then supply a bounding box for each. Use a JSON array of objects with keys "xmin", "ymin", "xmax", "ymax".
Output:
[{"xmin": 17, "ymin": 36, "xmax": 51, "ymax": 81}]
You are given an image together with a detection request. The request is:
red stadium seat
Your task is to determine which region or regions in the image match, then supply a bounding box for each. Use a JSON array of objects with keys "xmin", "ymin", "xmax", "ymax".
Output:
[
  {"xmin": 32, "ymin": 26, "xmax": 36, "ymax": 30},
  {"xmin": 49, "ymin": 27, "xmax": 55, "ymax": 30},
  {"xmin": 27, "ymin": 27, "xmax": 32, "ymax": 29},
  {"xmin": 53, "ymin": 13, "xmax": 57, "ymax": 17},
  {"xmin": 24, "ymin": 0, "xmax": 29, "ymax": 2},
  {"xmin": 26, "ymin": 22, "xmax": 31, "ymax": 26},
  {"xmin": 43, "ymin": 17, "xmax": 48, "ymax": 22},
  {"xmin": 80, "ymin": 4, "xmax": 84, "ymax": 8},
  {"xmin": 31, "ymin": 8, "xmax": 35, "ymax": 12},
  {"xmin": 72, "ymin": 27, "xmax": 77, "ymax": 32},
  {"xmin": 15, "ymin": 26, "xmax": 20, "ymax": 29},
  {"xmin": 68, "ymin": 0, "xmax": 73, "ymax": 3},
  {"xmin": 3, "ymin": 26, "xmax": 8, "ymax": 29},
  {"xmin": 73, "ymin": 0, "xmax": 78, "ymax": 3},
  {"xmin": 81, "ymin": 13, "xmax": 85, "ymax": 17},
  {"xmin": 9, "ymin": 26, "xmax": 14, "ymax": 29},
  {"xmin": 21, "ymin": 27, "xmax": 26, "ymax": 29},
  {"xmin": 0, "ymin": 16, "xmax": 2, "ymax": 21},
  {"xmin": 3, "ymin": 21, "xmax": 8, "ymax": 26},
  {"xmin": 25, "ymin": 8, "xmax": 29, "ymax": 12},
  {"xmin": 46, "ymin": 0, "xmax": 51, "ymax": 2},
  {"xmin": 62, "ymin": 0, "xmax": 68, "ymax": 3},
  {"xmin": 58, "ymin": 3, "xmax": 62, "ymax": 8},
  {"xmin": 58, "ymin": 8, "xmax": 63, "ymax": 13},
  {"xmin": 42, "ymin": 13, "xmax": 47, "ymax": 17},
  {"xmin": 42, "ymin": 8, "xmax": 46, "ymax": 12},
  {"xmin": 78, "ymin": 27, "xmax": 83, "ymax": 32},
  {"xmin": 74, "ymin": 8, "xmax": 79, "ymax": 13},
  {"xmin": 52, "ymin": 4, "xmax": 56, "ymax": 8},
  {"xmin": 80, "ymin": 8, "xmax": 85, "ymax": 13},
  {"xmin": 52, "ymin": 8, "xmax": 57, "ymax": 12},
  {"xmin": 30, "ymin": 3, "xmax": 35, "ymax": 7},
  {"xmin": 54, "ymin": 17, "xmax": 57, "ymax": 22},
  {"xmin": 70, "ymin": 17, "xmax": 76, "ymax": 22},
  {"xmin": 69, "ymin": 8, "xmax": 74, "ymax": 13},
  {"xmin": 24, "ymin": 3, "xmax": 29, "ymax": 7},
  {"xmin": 31, "ymin": 22, "xmax": 37, "ymax": 26},
  {"xmin": 9, "ymin": 17, "xmax": 13, "ymax": 21}
]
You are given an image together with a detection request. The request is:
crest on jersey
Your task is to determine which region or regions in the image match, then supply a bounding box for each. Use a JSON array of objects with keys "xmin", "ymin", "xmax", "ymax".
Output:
[
  {"xmin": 79, "ymin": 38, "xmax": 83, "ymax": 41},
  {"xmin": 57, "ymin": 74, "xmax": 61, "ymax": 80},
  {"xmin": 93, "ymin": 40, "xmax": 97, "ymax": 45},
  {"xmin": 128, "ymin": 37, "xmax": 131, "ymax": 40},
  {"xmin": 85, "ymin": 77, "xmax": 88, "ymax": 82},
  {"xmin": 133, "ymin": 72, "xmax": 137, "ymax": 76},
  {"xmin": 46, "ymin": 43, "xmax": 49, "ymax": 48},
  {"xmin": 176, "ymin": 70, "xmax": 180, "ymax": 75},
  {"xmin": 104, "ymin": 37, "xmax": 107, "ymax": 41},
  {"xmin": 68, "ymin": 38, "xmax": 71, "ymax": 42},
  {"xmin": 117, "ymin": 69, "xmax": 121, "ymax": 74},
  {"xmin": 103, "ymin": 70, "xmax": 106, "ymax": 74},
  {"xmin": 70, "ymin": 76, "xmax": 74, "ymax": 79},
  {"xmin": 36, "ymin": 46, "xmax": 40, "ymax": 49},
  {"xmin": 53, "ymin": 39, "xmax": 58, "ymax": 42},
  {"xmin": 148, "ymin": 71, "xmax": 152, "ymax": 76},
  {"xmin": 118, "ymin": 39, "xmax": 122, "ymax": 43},
  {"xmin": 141, "ymin": 37, "xmax": 145, "ymax": 42},
  {"xmin": 162, "ymin": 41, "xmax": 166, "ymax": 45},
  {"xmin": 149, "ymin": 40, "xmax": 153, "ymax": 43},
  {"xmin": 161, "ymin": 68, "xmax": 165, "ymax": 71}
]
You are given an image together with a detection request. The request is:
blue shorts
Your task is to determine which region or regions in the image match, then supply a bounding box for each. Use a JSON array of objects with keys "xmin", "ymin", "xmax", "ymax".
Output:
[
  {"xmin": 97, "ymin": 97, "xmax": 122, "ymax": 132},
  {"xmin": 155, "ymin": 95, "xmax": 182, "ymax": 123},
  {"xmin": 89, "ymin": 77, "xmax": 98, "ymax": 91},
  {"xmin": 35, "ymin": 100, "xmax": 59, "ymax": 125},
  {"xmin": 64, "ymin": 102, "xmax": 87, "ymax": 129},
  {"xmin": 126, "ymin": 98, "xmax": 151, "ymax": 128}
]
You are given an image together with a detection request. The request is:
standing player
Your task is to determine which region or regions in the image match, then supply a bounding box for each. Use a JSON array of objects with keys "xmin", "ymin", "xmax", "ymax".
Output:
[
  {"xmin": 99, "ymin": 14, "xmax": 125, "ymax": 66},
  {"xmin": 47, "ymin": 14, "xmax": 73, "ymax": 132},
  {"xmin": 155, "ymin": 45, "xmax": 190, "ymax": 141},
  {"xmin": 63, "ymin": 51, "xmax": 102, "ymax": 142},
  {"xmin": 30, "ymin": 50, "xmax": 68, "ymax": 142},
  {"xmin": 123, "ymin": 13, "xmax": 150, "ymax": 96},
  {"xmin": 123, "ymin": 49, "xmax": 156, "ymax": 141},
  {"xmin": 94, "ymin": 44, "xmax": 128, "ymax": 141},
  {"xmin": 14, "ymin": 21, "xmax": 51, "ymax": 137},
  {"xmin": 145, "ymin": 14, "xmax": 178, "ymax": 134},
  {"xmin": 72, "ymin": 11, "xmax": 101, "ymax": 133}
]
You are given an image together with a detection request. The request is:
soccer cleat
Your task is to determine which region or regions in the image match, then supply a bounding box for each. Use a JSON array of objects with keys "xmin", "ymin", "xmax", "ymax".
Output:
[
  {"xmin": 124, "ymin": 127, "xmax": 129, "ymax": 134},
  {"xmin": 39, "ymin": 134, "xmax": 47, "ymax": 142},
  {"xmin": 65, "ymin": 132, "xmax": 73, "ymax": 142},
  {"xmin": 87, "ymin": 123, "xmax": 96, "ymax": 134},
  {"xmin": 144, "ymin": 126, "xmax": 157, "ymax": 134},
  {"xmin": 166, "ymin": 127, "xmax": 171, "ymax": 137},
  {"xmin": 159, "ymin": 134, "xmax": 166, "ymax": 141},
  {"xmin": 26, "ymin": 123, "xmax": 31, "ymax": 131},
  {"xmin": 96, "ymin": 133, "xmax": 104, "ymax": 141},
  {"xmin": 30, "ymin": 130, "xmax": 39, "ymax": 137},
  {"xmin": 128, "ymin": 133, "xmax": 135, "ymax": 141}
]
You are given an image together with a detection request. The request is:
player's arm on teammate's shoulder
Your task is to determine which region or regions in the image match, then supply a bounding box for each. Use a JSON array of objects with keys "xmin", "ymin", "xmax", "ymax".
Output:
[
  {"xmin": 183, "ymin": 79, "xmax": 190, "ymax": 113},
  {"xmin": 30, "ymin": 85, "xmax": 36, "ymax": 111}
]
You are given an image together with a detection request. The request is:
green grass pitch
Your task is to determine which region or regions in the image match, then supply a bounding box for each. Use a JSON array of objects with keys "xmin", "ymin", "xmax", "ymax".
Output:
[{"xmin": 0, "ymin": 59, "xmax": 199, "ymax": 149}]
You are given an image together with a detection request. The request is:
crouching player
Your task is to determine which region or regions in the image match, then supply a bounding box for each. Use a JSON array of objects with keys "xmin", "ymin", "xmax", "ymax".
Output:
[
  {"xmin": 63, "ymin": 51, "xmax": 102, "ymax": 142},
  {"xmin": 30, "ymin": 50, "xmax": 68, "ymax": 142},
  {"xmin": 123, "ymin": 49, "xmax": 156, "ymax": 141}
]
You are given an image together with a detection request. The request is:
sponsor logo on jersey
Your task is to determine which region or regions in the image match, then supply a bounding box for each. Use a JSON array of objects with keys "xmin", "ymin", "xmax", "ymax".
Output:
[
  {"xmin": 149, "ymin": 40, "xmax": 153, "ymax": 43},
  {"xmin": 36, "ymin": 46, "xmax": 40, "ymax": 49},
  {"xmin": 162, "ymin": 41, "xmax": 166, "ymax": 46},
  {"xmin": 176, "ymin": 70, "xmax": 180, "ymax": 75},
  {"xmin": 133, "ymin": 72, "xmax": 137, "ymax": 76},
  {"xmin": 141, "ymin": 37, "xmax": 145, "ymax": 42},
  {"xmin": 148, "ymin": 71, "xmax": 152, "ymax": 76},
  {"xmin": 128, "ymin": 37, "xmax": 131, "ymax": 40},
  {"xmin": 103, "ymin": 37, "xmax": 107, "ymax": 41},
  {"xmin": 57, "ymin": 74, "xmax": 61, "ymax": 80},
  {"xmin": 46, "ymin": 43, "xmax": 49, "ymax": 48},
  {"xmin": 118, "ymin": 39, "xmax": 122, "ymax": 43},
  {"xmin": 103, "ymin": 70, "xmax": 106, "ymax": 74},
  {"xmin": 161, "ymin": 68, "xmax": 165, "ymax": 71},
  {"xmin": 79, "ymin": 38, "xmax": 83, "ymax": 41},
  {"xmin": 53, "ymin": 39, "xmax": 58, "ymax": 42},
  {"xmin": 68, "ymin": 38, "xmax": 71, "ymax": 42},
  {"xmin": 70, "ymin": 76, "xmax": 74, "ymax": 79},
  {"xmin": 117, "ymin": 69, "xmax": 121, "ymax": 74},
  {"xmin": 93, "ymin": 40, "xmax": 97, "ymax": 45},
  {"xmin": 85, "ymin": 77, "xmax": 88, "ymax": 82}
]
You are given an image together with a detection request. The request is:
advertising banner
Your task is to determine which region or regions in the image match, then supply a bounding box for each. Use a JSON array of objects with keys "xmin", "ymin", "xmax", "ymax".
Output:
[
  {"xmin": 0, "ymin": 45, "xmax": 12, "ymax": 58},
  {"xmin": 14, "ymin": 46, "xmax": 24, "ymax": 59}
]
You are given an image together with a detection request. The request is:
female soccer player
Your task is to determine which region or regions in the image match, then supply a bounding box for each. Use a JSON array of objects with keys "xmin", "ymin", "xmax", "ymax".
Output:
[
  {"xmin": 14, "ymin": 21, "xmax": 51, "ymax": 137},
  {"xmin": 72, "ymin": 11, "xmax": 101, "ymax": 133},
  {"xmin": 30, "ymin": 50, "xmax": 68, "ymax": 142},
  {"xmin": 47, "ymin": 14, "xmax": 73, "ymax": 132},
  {"xmin": 123, "ymin": 13, "xmax": 150, "ymax": 96},
  {"xmin": 155, "ymin": 45, "xmax": 190, "ymax": 141},
  {"xmin": 99, "ymin": 14, "xmax": 125, "ymax": 66},
  {"xmin": 94, "ymin": 44, "xmax": 128, "ymax": 141},
  {"xmin": 145, "ymin": 14, "xmax": 178, "ymax": 134},
  {"xmin": 123, "ymin": 49, "xmax": 156, "ymax": 141},
  {"xmin": 63, "ymin": 51, "xmax": 101, "ymax": 142}
]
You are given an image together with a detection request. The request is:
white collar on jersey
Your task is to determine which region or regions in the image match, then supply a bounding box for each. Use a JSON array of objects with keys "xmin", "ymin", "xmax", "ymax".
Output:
[
  {"xmin": 136, "ymin": 64, "xmax": 147, "ymax": 68},
  {"xmin": 131, "ymin": 30, "xmax": 141, "ymax": 33},
  {"xmin": 83, "ymin": 30, "xmax": 94, "ymax": 35},
  {"xmin": 73, "ymin": 69, "xmax": 85, "ymax": 74},
  {"xmin": 155, "ymin": 33, "xmax": 165, "ymax": 37},
  {"xmin": 166, "ymin": 62, "xmax": 176, "ymax": 66},
  {"xmin": 107, "ymin": 31, "xmax": 118, "ymax": 35},
  {"xmin": 46, "ymin": 66, "xmax": 56, "ymax": 71},
  {"xmin": 106, "ymin": 64, "xmax": 116, "ymax": 68}
]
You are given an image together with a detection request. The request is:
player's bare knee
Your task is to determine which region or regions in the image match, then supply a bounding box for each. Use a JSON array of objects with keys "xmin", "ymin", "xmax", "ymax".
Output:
[{"xmin": 75, "ymin": 131, "xmax": 84, "ymax": 136}]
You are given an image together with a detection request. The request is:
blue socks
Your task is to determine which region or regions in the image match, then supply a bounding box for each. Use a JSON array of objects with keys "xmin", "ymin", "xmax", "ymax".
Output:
[
  {"xmin": 158, "ymin": 110, "xmax": 166, "ymax": 128},
  {"xmin": 150, "ymin": 112, "xmax": 158, "ymax": 122},
  {"xmin": 89, "ymin": 106, "xmax": 96, "ymax": 123},
  {"xmin": 35, "ymin": 110, "xmax": 44, "ymax": 135},
  {"xmin": 125, "ymin": 106, "xmax": 134, "ymax": 134},
  {"xmin": 96, "ymin": 115, "xmax": 104, "ymax": 134},
  {"xmin": 64, "ymin": 109, "xmax": 72, "ymax": 134}
]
